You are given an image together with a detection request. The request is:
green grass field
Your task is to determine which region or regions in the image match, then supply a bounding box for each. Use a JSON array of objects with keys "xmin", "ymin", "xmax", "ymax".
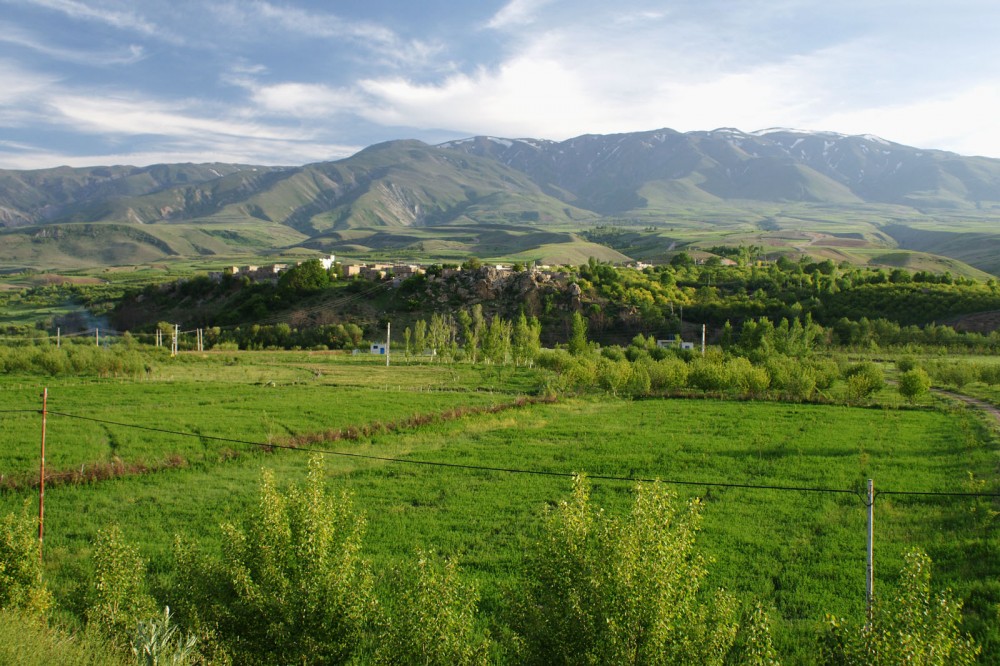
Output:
[{"xmin": 1, "ymin": 351, "xmax": 997, "ymax": 663}]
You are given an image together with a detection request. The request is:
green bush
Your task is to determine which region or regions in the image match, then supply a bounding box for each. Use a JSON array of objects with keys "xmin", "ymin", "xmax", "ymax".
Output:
[
  {"xmin": 689, "ymin": 358, "xmax": 728, "ymax": 392},
  {"xmin": 821, "ymin": 550, "xmax": 980, "ymax": 665},
  {"xmin": 0, "ymin": 506, "xmax": 51, "ymax": 616},
  {"xmin": 765, "ymin": 356, "xmax": 816, "ymax": 400},
  {"xmin": 843, "ymin": 362, "xmax": 885, "ymax": 403},
  {"xmin": 515, "ymin": 476, "xmax": 741, "ymax": 665},
  {"xmin": 597, "ymin": 357, "xmax": 633, "ymax": 396},
  {"xmin": 926, "ymin": 361, "xmax": 977, "ymax": 389},
  {"xmin": 86, "ymin": 525, "xmax": 156, "ymax": 645},
  {"xmin": 375, "ymin": 551, "xmax": 491, "ymax": 665},
  {"xmin": 897, "ymin": 368, "xmax": 932, "ymax": 403},
  {"xmin": 650, "ymin": 357, "xmax": 690, "ymax": 391},
  {"xmin": 171, "ymin": 456, "xmax": 374, "ymax": 665},
  {"xmin": 727, "ymin": 357, "xmax": 771, "ymax": 397},
  {"xmin": 807, "ymin": 358, "xmax": 840, "ymax": 390}
]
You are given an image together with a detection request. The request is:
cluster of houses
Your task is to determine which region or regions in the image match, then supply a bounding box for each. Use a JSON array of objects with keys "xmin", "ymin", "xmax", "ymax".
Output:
[
  {"xmin": 208, "ymin": 255, "xmax": 338, "ymax": 283},
  {"xmin": 343, "ymin": 263, "xmax": 424, "ymax": 282}
]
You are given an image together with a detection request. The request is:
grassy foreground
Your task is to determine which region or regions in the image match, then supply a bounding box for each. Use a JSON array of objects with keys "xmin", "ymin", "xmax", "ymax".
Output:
[{"xmin": 0, "ymin": 352, "xmax": 997, "ymax": 663}]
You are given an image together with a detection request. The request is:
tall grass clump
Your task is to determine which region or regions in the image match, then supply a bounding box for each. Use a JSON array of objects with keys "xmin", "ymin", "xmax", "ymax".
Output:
[{"xmin": 0, "ymin": 608, "xmax": 127, "ymax": 666}]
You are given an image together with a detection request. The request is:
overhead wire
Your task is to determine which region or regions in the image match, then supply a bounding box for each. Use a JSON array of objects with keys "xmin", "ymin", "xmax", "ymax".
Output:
[{"xmin": 37, "ymin": 409, "xmax": 1000, "ymax": 503}]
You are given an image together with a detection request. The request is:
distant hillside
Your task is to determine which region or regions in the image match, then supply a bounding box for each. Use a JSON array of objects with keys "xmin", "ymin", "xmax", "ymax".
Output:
[
  {"xmin": 2, "ymin": 128, "xmax": 1000, "ymax": 273},
  {"xmin": 439, "ymin": 128, "xmax": 1000, "ymax": 212}
]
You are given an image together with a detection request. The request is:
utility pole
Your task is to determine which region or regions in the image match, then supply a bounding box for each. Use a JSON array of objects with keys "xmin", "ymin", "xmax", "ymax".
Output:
[
  {"xmin": 56, "ymin": 327, "xmax": 60, "ymax": 349},
  {"xmin": 386, "ymin": 322, "xmax": 391, "ymax": 367},
  {"xmin": 95, "ymin": 327, "xmax": 99, "ymax": 347},
  {"xmin": 38, "ymin": 388, "xmax": 47, "ymax": 563},
  {"xmin": 866, "ymin": 479, "xmax": 874, "ymax": 620},
  {"xmin": 702, "ymin": 324, "xmax": 706, "ymax": 356},
  {"xmin": 172, "ymin": 324, "xmax": 178, "ymax": 357}
]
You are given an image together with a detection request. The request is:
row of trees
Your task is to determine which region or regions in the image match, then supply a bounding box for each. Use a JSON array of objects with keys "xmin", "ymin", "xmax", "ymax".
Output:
[
  {"xmin": 572, "ymin": 256, "xmax": 1000, "ymax": 339},
  {"xmin": 1, "ymin": 461, "xmax": 978, "ymax": 665},
  {"xmin": 0, "ymin": 341, "xmax": 147, "ymax": 378},
  {"xmin": 402, "ymin": 306, "xmax": 543, "ymax": 367}
]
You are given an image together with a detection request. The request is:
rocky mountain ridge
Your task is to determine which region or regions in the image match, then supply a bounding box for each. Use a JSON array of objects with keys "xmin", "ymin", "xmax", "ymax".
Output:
[{"xmin": 3, "ymin": 128, "xmax": 1000, "ymax": 233}]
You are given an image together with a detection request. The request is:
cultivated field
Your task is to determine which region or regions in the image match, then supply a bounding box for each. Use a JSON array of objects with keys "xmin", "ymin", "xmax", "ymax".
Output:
[{"xmin": 1, "ymin": 351, "xmax": 997, "ymax": 663}]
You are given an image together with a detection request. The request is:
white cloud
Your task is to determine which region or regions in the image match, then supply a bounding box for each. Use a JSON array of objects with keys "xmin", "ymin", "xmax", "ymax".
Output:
[
  {"xmin": 0, "ymin": 59, "xmax": 58, "ymax": 103},
  {"xmin": 212, "ymin": 1, "xmax": 442, "ymax": 69},
  {"xmin": 816, "ymin": 84, "xmax": 1000, "ymax": 158},
  {"xmin": 0, "ymin": 23, "xmax": 145, "ymax": 65},
  {"xmin": 18, "ymin": 0, "xmax": 163, "ymax": 37},
  {"xmin": 0, "ymin": 138, "xmax": 360, "ymax": 170},
  {"xmin": 250, "ymin": 82, "xmax": 362, "ymax": 118},
  {"xmin": 354, "ymin": 26, "xmax": 852, "ymax": 141},
  {"xmin": 487, "ymin": 0, "xmax": 552, "ymax": 29},
  {"xmin": 49, "ymin": 93, "xmax": 314, "ymax": 141}
]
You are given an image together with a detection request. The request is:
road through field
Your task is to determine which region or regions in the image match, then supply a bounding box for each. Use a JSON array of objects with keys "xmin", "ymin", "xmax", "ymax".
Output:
[{"xmin": 934, "ymin": 388, "xmax": 1000, "ymax": 424}]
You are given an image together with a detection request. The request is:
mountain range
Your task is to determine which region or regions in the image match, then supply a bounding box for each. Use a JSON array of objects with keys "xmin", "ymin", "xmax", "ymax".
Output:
[{"xmin": 2, "ymin": 128, "xmax": 1000, "ymax": 274}]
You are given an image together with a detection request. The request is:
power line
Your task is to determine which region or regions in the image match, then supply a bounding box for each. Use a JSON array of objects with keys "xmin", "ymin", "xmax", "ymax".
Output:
[{"xmin": 39, "ymin": 409, "xmax": 1000, "ymax": 502}]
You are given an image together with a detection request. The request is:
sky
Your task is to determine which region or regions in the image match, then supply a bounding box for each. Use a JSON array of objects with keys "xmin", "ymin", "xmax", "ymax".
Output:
[{"xmin": 2, "ymin": 0, "xmax": 1000, "ymax": 169}]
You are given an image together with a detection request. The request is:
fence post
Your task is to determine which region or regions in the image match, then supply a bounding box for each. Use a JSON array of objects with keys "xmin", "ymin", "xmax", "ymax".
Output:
[
  {"xmin": 866, "ymin": 478, "xmax": 874, "ymax": 620},
  {"xmin": 38, "ymin": 388, "xmax": 48, "ymax": 563}
]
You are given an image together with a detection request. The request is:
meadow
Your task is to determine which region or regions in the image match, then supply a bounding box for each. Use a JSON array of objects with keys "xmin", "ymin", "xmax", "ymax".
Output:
[{"xmin": 1, "ymin": 350, "xmax": 997, "ymax": 663}]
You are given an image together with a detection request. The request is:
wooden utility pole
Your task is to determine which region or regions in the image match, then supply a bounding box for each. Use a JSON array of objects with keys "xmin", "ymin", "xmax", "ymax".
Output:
[
  {"xmin": 866, "ymin": 479, "xmax": 874, "ymax": 620},
  {"xmin": 38, "ymin": 388, "xmax": 47, "ymax": 563},
  {"xmin": 95, "ymin": 327, "xmax": 99, "ymax": 347}
]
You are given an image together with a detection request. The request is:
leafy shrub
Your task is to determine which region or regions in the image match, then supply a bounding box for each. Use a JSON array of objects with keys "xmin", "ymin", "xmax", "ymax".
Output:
[
  {"xmin": 171, "ymin": 456, "xmax": 374, "ymax": 665},
  {"xmin": 807, "ymin": 359, "xmax": 840, "ymax": 390},
  {"xmin": 765, "ymin": 356, "xmax": 816, "ymax": 400},
  {"xmin": 689, "ymin": 358, "xmax": 728, "ymax": 392},
  {"xmin": 925, "ymin": 361, "xmax": 977, "ymax": 389},
  {"xmin": 625, "ymin": 361, "xmax": 652, "ymax": 396},
  {"xmin": 600, "ymin": 345, "xmax": 626, "ymax": 362},
  {"xmin": 978, "ymin": 363, "xmax": 1000, "ymax": 386},
  {"xmin": 597, "ymin": 357, "xmax": 633, "ymax": 396},
  {"xmin": 515, "ymin": 476, "xmax": 741, "ymax": 665},
  {"xmin": 375, "ymin": 551, "xmax": 491, "ymax": 665},
  {"xmin": 897, "ymin": 368, "xmax": 932, "ymax": 403},
  {"xmin": 843, "ymin": 362, "xmax": 885, "ymax": 403},
  {"xmin": 560, "ymin": 355, "xmax": 598, "ymax": 392},
  {"xmin": 727, "ymin": 357, "xmax": 771, "ymax": 397},
  {"xmin": 86, "ymin": 525, "xmax": 156, "ymax": 644},
  {"xmin": 649, "ymin": 357, "xmax": 690, "ymax": 391},
  {"xmin": 0, "ymin": 506, "xmax": 51, "ymax": 616},
  {"xmin": 820, "ymin": 550, "xmax": 980, "ymax": 665}
]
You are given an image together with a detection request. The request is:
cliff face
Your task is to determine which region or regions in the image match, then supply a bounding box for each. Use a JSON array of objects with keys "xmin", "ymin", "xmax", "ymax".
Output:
[{"xmin": 418, "ymin": 266, "xmax": 576, "ymax": 319}]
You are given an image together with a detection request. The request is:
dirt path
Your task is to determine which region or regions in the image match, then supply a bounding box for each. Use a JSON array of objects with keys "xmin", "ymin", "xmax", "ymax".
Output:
[{"xmin": 933, "ymin": 388, "xmax": 1000, "ymax": 425}]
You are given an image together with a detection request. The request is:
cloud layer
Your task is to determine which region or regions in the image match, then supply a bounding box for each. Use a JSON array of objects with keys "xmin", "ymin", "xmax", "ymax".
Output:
[{"xmin": 2, "ymin": 0, "xmax": 1000, "ymax": 168}]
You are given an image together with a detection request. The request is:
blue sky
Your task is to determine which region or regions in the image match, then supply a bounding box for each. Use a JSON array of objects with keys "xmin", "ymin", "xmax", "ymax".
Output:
[{"xmin": 2, "ymin": 0, "xmax": 1000, "ymax": 169}]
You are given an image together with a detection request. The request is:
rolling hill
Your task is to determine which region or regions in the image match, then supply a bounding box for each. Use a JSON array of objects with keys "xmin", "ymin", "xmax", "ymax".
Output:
[{"xmin": 2, "ymin": 128, "xmax": 1000, "ymax": 273}]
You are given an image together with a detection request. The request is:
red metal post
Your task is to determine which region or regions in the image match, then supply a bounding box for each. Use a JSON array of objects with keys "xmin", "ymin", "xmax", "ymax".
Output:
[{"xmin": 39, "ymin": 388, "xmax": 47, "ymax": 562}]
